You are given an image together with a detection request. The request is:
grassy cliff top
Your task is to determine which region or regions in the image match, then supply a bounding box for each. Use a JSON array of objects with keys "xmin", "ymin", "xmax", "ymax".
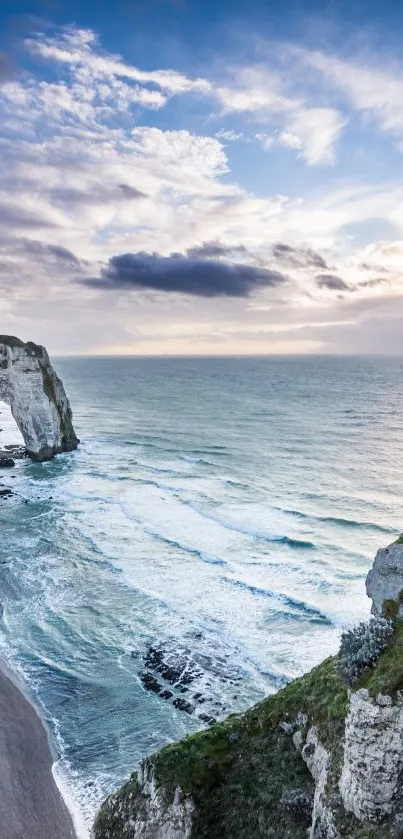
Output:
[
  {"xmin": 95, "ymin": 619, "xmax": 403, "ymax": 839},
  {"xmin": 0, "ymin": 336, "xmax": 25, "ymax": 348}
]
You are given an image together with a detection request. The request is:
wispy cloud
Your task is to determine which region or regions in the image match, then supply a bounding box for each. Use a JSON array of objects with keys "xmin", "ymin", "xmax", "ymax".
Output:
[{"xmin": 299, "ymin": 48, "xmax": 403, "ymax": 143}]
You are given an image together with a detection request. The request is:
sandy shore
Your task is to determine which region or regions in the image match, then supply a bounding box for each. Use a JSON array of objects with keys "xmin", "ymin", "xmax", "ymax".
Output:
[{"xmin": 0, "ymin": 664, "xmax": 77, "ymax": 839}]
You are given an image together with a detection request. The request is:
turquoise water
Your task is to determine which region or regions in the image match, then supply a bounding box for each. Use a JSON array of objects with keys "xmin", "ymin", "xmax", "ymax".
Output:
[{"xmin": 0, "ymin": 356, "xmax": 402, "ymax": 835}]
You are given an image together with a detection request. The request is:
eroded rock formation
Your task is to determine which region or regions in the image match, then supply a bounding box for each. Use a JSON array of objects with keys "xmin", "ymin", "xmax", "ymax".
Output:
[{"xmin": 0, "ymin": 336, "xmax": 78, "ymax": 461}]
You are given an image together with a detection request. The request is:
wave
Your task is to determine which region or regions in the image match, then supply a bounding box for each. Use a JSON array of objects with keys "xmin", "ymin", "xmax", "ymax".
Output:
[
  {"xmin": 181, "ymin": 502, "xmax": 316, "ymax": 549},
  {"xmin": 220, "ymin": 577, "xmax": 331, "ymax": 624},
  {"xmin": 224, "ymin": 479, "xmax": 251, "ymax": 491},
  {"xmin": 272, "ymin": 505, "xmax": 394, "ymax": 534},
  {"xmin": 149, "ymin": 532, "xmax": 229, "ymax": 567}
]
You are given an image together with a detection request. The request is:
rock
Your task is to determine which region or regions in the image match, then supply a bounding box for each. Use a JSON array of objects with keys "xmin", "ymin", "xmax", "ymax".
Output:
[
  {"xmin": 172, "ymin": 698, "xmax": 194, "ymax": 715},
  {"xmin": 140, "ymin": 673, "xmax": 163, "ymax": 695},
  {"xmin": 339, "ymin": 689, "xmax": 403, "ymax": 823},
  {"xmin": 140, "ymin": 639, "xmax": 236, "ymax": 722},
  {"xmin": 366, "ymin": 540, "xmax": 403, "ymax": 616},
  {"xmin": 295, "ymin": 726, "xmax": 340, "ymax": 839},
  {"xmin": 0, "ymin": 458, "xmax": 14, "ymax": 468},
  {"xmin": 144, "ymin": 643, "xmax": 202, "ymax": 688},
  {"xmin": 198, "ymin": 713, "xmax": 217, "ymax": 725},
  {"xmin": 0, "ymin": 336, "xmax": 78, "ymax": 462},
  {"xmin": 93, "ymin": 763, "xmax": 195, "ymax": 839},
  {"xmin": 0, "ymin": 488, "xmax": 13, "ymax": 497},
  {"xmin": 2, "ymin": 445, "xmax": 27, "ymax": 458}
]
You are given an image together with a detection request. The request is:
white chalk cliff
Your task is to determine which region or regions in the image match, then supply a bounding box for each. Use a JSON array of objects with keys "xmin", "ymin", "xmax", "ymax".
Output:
[{"xmin": 0, "ymin": 336, "xmax": 78, "ymax": 461}]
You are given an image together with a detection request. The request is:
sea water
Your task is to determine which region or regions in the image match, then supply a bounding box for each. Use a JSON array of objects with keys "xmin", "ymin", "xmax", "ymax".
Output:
[{"xmin": 0, "ymin": 355, "xmax": 402, "ymax": 835}]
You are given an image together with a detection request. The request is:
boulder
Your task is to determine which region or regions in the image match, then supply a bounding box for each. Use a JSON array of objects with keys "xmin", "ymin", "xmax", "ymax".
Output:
[{"xmin": 0, "ymin": 458, "xmax": 15, "ymax": 468}]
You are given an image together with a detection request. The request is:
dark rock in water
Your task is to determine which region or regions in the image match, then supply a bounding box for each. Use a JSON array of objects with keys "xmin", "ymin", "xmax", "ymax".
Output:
[
  {"xmin": 1, "ymin": 446, "xmax": 27, "ymax": 460},
  {"xmin": 140, "ymin": 673, "xmax": 163, "ymax": 695},
  {"xmin": 0, "ymin": 458, "xmax": 14, "ymax": 468},
  {"xmin": 139, "ymin": 638, "xmax": 244, "ymax": 722},
  {"xmin": 199, "ymin": 713, "xmax": 217, "ymax": 725},
  {"xmin": 173, "ymin": 698, "xmax": 194, "ymax": 715},
  {"xmin": 0, "ymin": 488, "xmax": 12, "ymax": 497},
  {"xmin": 144, "ymin": 643, "xmax": 203, "ymax": 688}
]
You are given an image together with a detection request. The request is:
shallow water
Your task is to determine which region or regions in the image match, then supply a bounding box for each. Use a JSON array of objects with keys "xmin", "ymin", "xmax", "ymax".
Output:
[{"xmin": 0, "ymin": 355, "xmax": 402, "ymax": 834}]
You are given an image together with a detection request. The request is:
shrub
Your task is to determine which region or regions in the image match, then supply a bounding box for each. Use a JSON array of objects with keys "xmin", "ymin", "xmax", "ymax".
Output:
[
  {"xmin": 338, "ymin": 617, "xmax": 394, "ymax": 686},
  {"xmin": 280, "ymin": 788, "xmax": 313, "ymax": 824},
  {"xmin": 382, "ymin": 599, "xmax": 399, "ymax": 618}
]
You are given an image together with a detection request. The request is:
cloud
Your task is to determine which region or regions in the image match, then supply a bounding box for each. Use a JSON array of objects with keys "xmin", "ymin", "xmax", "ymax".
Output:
[
  {"xmin": 186, "ymin": 242, "xmax": 248, "ymax": 259},
  {"xmin": 0, "ymin": 203, "xmax": 57, "ymax": 230},
  {"xmin": 279, "ymin": 107, "xmax": 346, "ymax": 166},
  {"xmin": 300, "ymin": 48, "xmax": 403, "ymax": 142},
  {"xmin": 49, "ymin": 183, "xmax": 146, "ymax": 208},
  {"xmin": 21, "ymin": 240, "xmax": 81, "ymax": 265},
  {"xmin": 316, "ymin": 273, "xmax": 350, "ymax": 290},
  {"xmin": 25, "ymin": 26, "xmax": 210, "ymax": 95},
  {"xmin": 215, "ymin": 129, "xmax": 244, "ymax": 142},
  {"xmin": 273, "ymin": 243, "xmax": 329, "ymax": 270},
  {"xmin": 81, "ymin": 251, "xmax": 288, "ymax": 297}
]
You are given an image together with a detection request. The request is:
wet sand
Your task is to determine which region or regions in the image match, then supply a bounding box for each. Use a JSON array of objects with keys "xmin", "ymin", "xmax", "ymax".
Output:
[{"xmin": 0, "ymin": 665, "xmax": 77, "ymax": 839}]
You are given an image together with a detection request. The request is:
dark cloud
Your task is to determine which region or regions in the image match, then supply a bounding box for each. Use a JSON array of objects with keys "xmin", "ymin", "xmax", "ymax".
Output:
[
  {"xmin": 316, "ymin": 273, "xmax": 350, "ymax": 290},
  {"xmin": 50, "ymin": 183, "xmax": 146, "ymax": 208},
  {"xmin": 273, "ymin": 242, "xmax": 329, "ymax": 270},
  {"xmin": 21, "ymin": 240, "xmax": 81, "ymax": 265},
  {"xmin": 81, "ymin": 251, "xmax": 288, "ymax": 298}
]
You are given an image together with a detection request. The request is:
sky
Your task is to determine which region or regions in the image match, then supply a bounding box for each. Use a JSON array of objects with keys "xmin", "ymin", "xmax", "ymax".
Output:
[{"xmin": 1, "ymin": 0, "xmax": 403, "ymax": 355}]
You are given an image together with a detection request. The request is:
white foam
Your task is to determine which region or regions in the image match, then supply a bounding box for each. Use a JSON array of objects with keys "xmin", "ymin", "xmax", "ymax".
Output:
[{"xmin": 52, "ymin": 761, "xmax": 91, "ymax": 839}]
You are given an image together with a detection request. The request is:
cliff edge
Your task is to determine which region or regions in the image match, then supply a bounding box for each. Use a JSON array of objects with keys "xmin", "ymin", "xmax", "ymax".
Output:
[
  {"xmin": 0, "ymin": 336, "xmax": 78, "ymax": 461},
  {"xmin": 93, "ymin": 538, "xmax": 403, "ymax": 839}
]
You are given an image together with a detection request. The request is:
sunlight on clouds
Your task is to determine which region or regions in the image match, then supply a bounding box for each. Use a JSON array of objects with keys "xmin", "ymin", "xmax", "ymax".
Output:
[{"xmin": 0, "ymin": 25, "xmax": 403, "ymax": 353}]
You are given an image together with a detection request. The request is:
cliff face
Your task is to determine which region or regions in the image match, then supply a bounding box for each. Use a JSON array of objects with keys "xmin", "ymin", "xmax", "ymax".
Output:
[
  {"xmin": 93, "ymin": 539, "xmax": 403, "ymax": 839},
  {"xmin": 0, "ymin": 336, "xmax": 78, "ymax": 461}
]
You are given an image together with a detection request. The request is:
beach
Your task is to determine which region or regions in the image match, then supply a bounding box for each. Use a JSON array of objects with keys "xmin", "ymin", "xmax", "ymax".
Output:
[{"xmin": 0, "ymin": 664, "xmax": 76, "ymax": 839}]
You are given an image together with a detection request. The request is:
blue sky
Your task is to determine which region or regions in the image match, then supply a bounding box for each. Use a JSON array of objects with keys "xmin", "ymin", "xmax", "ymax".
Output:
[{"xmin": 1, "ymin": 0, "xmax": 403, "ymax": 354}]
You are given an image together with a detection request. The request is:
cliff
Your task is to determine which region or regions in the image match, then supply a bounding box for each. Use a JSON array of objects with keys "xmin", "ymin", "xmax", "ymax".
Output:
[
  {"xmin": 93, "ymin": 538, "xmax": 403, "ymax": 839},
  {"xmin": 0, "ymin": 336, "xmax": 78, "ymax": 461}
]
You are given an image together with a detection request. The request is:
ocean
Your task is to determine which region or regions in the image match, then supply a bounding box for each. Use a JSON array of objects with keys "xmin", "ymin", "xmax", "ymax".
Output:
[{"xmin": 0, "ymin": 355, "xmax": 402, "ymax": 836}]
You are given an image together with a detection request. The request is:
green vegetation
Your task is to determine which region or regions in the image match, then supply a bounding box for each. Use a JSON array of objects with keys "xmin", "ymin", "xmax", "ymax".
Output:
[
  {"xmin": 94, "ymin": 623, "xmax": 403, "ymax": 839},
  {"xmin": 382, "ymin": 599, "xmax": 399, "ymax": 618},
  {"xmin": 94, "ymin": 656, "xmax": 348, "ymax": 839},
  {"xmin": 394, "ymin": 534, "xmax": 403, "ymax": 544},
  {"xmin": 358, "ymin": 619, "xmax": 403, "ymax": 698}
]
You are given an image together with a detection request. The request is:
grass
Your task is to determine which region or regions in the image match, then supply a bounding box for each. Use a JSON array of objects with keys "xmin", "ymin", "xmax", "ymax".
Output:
[
  {"xmin": 94, "ymin": 656, "xmax": 347, "ymax": 839},
  {"xmin": 94, "ymin": 627, "xmax": 403, "ymax": 839},
  {"xmin": 358, "ymin": 619, "xmax": 403, "ymax": 698}
]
